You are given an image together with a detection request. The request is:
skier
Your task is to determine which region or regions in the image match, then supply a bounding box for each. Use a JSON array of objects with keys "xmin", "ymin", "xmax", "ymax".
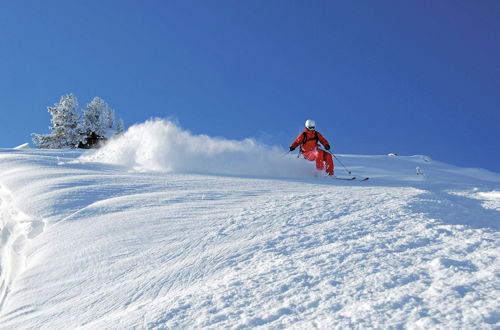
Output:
[{"xmin": 289, "ymin": 119, "xmax": 334, "ymax": 176}]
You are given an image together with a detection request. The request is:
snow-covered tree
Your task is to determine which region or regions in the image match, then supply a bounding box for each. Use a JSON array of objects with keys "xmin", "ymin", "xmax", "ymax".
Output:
[
  {"xmin": 32, "ymin": 94, "xmax": 82, "ymax": 149},
  {"xmin": 33, "ymin": 94, "xmax": 125, "ymax": 149},
  {"xmin": 115, "ymin": 118, "xmax": 125, "ymax": 135},
  {"xmin": 81, "ymin": 97, "xmax": 112, "ymax": 137},
  {"xmin": 79, "ymin": 97, "xmax": 124, "ymax": 148}
]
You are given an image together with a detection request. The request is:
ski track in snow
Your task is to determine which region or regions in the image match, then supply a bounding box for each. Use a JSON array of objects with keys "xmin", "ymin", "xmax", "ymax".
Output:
[{"xmin": 0, "ymin": 146, "xmax": 499, "ymax": 329}]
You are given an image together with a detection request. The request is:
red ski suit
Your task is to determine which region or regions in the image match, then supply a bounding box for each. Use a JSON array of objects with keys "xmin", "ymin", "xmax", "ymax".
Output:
[{"xmin": 291, "ymin": 129, "xmax": 334, "ymax": 175}]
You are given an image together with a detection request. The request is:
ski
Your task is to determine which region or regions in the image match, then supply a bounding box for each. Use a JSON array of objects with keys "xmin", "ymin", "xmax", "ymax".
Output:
[
  {"xmin": 332, "ymin": 176, "xmax": 370, "ymax": 181},
  {"xmin": 333, "ymin": 176, "xmax": 356, "ymax": 180}
]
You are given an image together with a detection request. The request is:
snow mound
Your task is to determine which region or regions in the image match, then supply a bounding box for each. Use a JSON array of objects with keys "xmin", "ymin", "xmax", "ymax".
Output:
[
  {"xmin": 78, "ymin": 119, "xmax": 311, "ymax": 177},
  {"xmin": 13, "ymin": 143, "xmax": 30, "ymax": 150}
]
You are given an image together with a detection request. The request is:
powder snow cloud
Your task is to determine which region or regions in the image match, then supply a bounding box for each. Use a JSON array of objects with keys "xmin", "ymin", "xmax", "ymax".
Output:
[{"xmin": 78, "ymin": 119, "xmax": 312, "ymax": 177}]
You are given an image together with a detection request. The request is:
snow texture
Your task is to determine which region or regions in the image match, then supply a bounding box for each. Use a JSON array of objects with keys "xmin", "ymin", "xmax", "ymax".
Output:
[{"xmin": 0, "ymin": 119, "xmax": 499, "ymax": 329}]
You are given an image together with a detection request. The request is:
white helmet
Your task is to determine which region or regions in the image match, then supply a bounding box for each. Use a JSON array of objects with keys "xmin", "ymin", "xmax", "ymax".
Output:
[{"xmin": 305, "ymin": 119, "xmax": 316, "ymax": 130}]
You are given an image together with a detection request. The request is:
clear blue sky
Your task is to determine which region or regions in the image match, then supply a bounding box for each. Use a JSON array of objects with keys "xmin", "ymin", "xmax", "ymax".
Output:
[{"xmin": 1, "ymin": 0, "xmax": 499, "ymax": 173}]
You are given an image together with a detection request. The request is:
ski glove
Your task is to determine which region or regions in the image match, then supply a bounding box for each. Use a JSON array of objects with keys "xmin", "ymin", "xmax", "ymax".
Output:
[
  {"xmin": 289, "ymin": 146, "xmax": 296, "ymax": 151},
  {"xmin": 325, "ymin": 145, "xmax": 331, "ymax": 150}
]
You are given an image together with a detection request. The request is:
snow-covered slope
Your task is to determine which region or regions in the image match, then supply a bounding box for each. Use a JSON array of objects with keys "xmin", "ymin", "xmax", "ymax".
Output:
[{"xmin": 0, "ymin": 121, "xmax": 499, "ymax": 329}]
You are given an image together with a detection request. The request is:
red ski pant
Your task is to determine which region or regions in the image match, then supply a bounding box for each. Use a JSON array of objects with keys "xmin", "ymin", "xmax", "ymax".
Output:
[{"xmin": 303, "ymin": 149, "xmax": 334, "ymax": 175}]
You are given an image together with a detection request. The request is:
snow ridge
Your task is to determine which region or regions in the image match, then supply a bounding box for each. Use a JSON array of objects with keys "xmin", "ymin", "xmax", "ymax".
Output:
[{"xmin": 0, "ymin": 184, "xmax": 45, "ymax": 312}]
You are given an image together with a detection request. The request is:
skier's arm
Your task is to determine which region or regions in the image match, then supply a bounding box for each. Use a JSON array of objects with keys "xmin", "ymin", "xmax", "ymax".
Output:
[
  {"xmin": 289, "ymin": 133, "xmax": 304, "ymax": 151},
  {"xmin": 317, "ymin": 132, "xmax": 331, "ymax": 150}
]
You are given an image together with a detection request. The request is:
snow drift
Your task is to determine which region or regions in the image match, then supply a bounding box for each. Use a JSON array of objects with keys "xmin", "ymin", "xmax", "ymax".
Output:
[{"xmin": 78, "ymin": 119, "xmax": 311, "ymax": 177}]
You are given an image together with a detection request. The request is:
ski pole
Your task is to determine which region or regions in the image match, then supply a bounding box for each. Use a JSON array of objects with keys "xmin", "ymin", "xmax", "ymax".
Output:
[
  {"xmin": 333, "ymin": 154, "xmax": 352, "ymax": 174},
  {"xmin": 280, "ymin": 150, "xmax": 291, "ymax": 157}
]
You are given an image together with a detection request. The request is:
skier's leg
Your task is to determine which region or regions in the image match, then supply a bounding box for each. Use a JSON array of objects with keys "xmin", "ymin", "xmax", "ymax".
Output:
[
  {"xmin": 303, "ymin": 150, "xmax": 324, "ymax": 171},
  {"xmin": 302, "ymin": 151, "xmax": 312, "ymax": 161},
  {"xmin": 325, "ymin": 152, "xmax": 334, "ymax": 175},
  {"xmin": 315, "ymin": 150, "xmax": 325, "ymax": 171},
  {"xmin": 303, "ymin": 150, "xmax": 317, "ymax": 162}
]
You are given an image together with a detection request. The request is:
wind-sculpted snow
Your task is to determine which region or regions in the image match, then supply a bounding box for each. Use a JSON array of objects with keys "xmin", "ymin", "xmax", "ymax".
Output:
[
  {"xmin": 78, "ymin": 119, "xmax": 312, "ymax": 177},
  {"xmin": 0, "ymin": 184, "xmax": 45, "ymax": 312},
  {"xmin": 0, "ymin": 147, "xmax": 499, "ymax": 329}
]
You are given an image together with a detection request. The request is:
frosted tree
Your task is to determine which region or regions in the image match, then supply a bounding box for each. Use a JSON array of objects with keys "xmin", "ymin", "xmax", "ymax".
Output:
[
  {"xmin": 32, "ymin": 94, "xmax": 82, "ymax": 148},
  {"xmin": 79, "ymin": 97, "xmax": 124, "ymax": 148},
  {"xmin": 33, "ymin": 94, "xmax": 125, "ymax": 149},
  {"xmin": 81, "ymin": 97, "xmax": 111, "ymax": 137},
  {"xmin": 115, "ymin": 118, "xmax": 125, "ymax": 135}
]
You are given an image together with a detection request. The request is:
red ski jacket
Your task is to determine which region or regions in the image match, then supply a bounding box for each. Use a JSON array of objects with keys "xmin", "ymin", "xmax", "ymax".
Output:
[{"xmin": 291, "ymin": 129, "xmax": 330, "ymax": 152}]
